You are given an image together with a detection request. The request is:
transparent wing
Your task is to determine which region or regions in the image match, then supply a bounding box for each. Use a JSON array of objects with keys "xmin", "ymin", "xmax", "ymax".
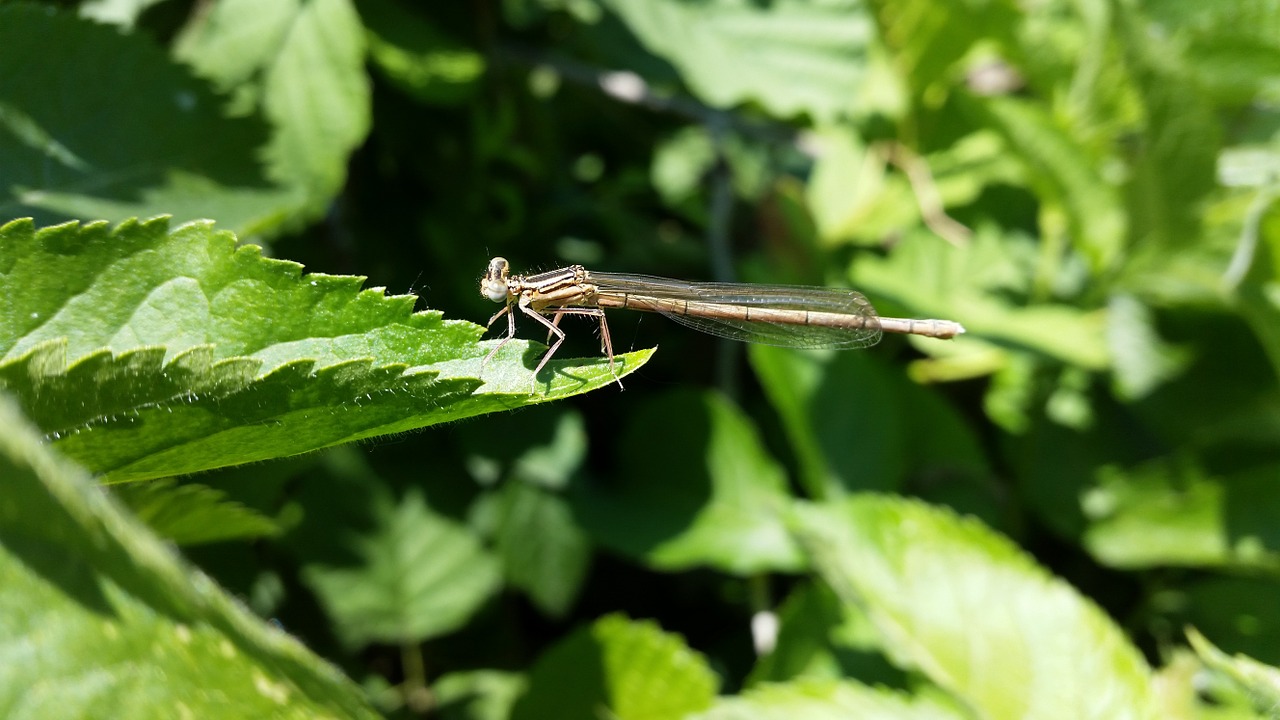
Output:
[{"xmin": 590, "ymin": 271, "xmax": 883, "ymax": 349}]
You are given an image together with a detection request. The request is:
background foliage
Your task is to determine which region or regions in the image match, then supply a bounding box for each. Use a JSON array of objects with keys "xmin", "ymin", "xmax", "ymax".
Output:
[{"xmin": 3, "ymin": 0, "xmax": 1280, "ymax": 717}]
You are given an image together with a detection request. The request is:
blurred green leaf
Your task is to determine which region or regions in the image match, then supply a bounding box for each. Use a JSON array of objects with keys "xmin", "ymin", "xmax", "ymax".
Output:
[
  {"xmin": 78, "ymin": 0, "xmax": 167, "ymax": 28},
  {"xmin": 174, "ymin": 0, "xmax": 371, "ymax": 221},
  {"xmin": 1236, "ymin": 191, "xmax": 1280, "ymax": 378},
  {"xmin": 692, "ymin": 678, "xmax": 967, "ymax": 720},
  {"xmin": 433, "ymin": 670, "xmax": 528, "ymax": 720},
  {"xmin": 111, "ymin": 478, "xmax": 281, "ymax": 545},
  {"xmin": 1188, "ymin": 627, "xmax": 1280, "ymax": 715},
  {"xmin": 745, "ymin": 581, "xmax": 901, "ymax": 688},
  {"xmin": 600, "ymin": 0, "xmax": 875, "ymax": 122},
  {"xmin": 512, "ymin": 613, "xmax": 719, "ymax": 720},
  {"xmin": 574, "ymin": 389, "xmax": 804, "ymax": 575},
  {"xmin": 491, "ymin": 481, "xmax": 591, "ymax": 617},
  {"xmin": 0, "ymin": 394, "xmax": 377, "ymax": 718},
  {"xmin": 963, "ymin": 94, "xmax": 1127, "ymax": 272},
  {"xmin": 872, "ymin": 0, "xmax": 1019, "ymax": 96},
  {"xmin": 1106, "ymin": 294, "xmax": 1192, "ymax": 400},
  {"xmin": 1083, "ymin": 458, "xmax": 1280, "ymax": 570},
  {"xmin": 0, "ymin": 5, "xmax": 302, "ymax": 235},
  {"xmin": 301, "ymin": 488, "xmax": 502, "ymax": 647},
  {"xmin": 361, "ymin": 0, "xmax": 485, "ymax": 106},
  {"xmin": 459, "ymin": 408, "xmax": 589, "ymax": 491},
  {"xmin": 751, "ymin": 347, "xmax": 991, "ymax": 510},
  {"xmin": 1141, "ymin": 2, "xmax": 1280, "ymax": 104},
  {"xmin": 805, "ymin": 127, "xmax": 917, "ymax": 246},
  {"xmin": 0, "ymin": 217, "xmax": 650, "ymax": 481},
  {"xmin": 851, "ymin": 229, "xmax": 1111, "ymax": 370},
  {"xmin": 793, "ymin": 495, "xmax": 1158, "ymax": 720}
]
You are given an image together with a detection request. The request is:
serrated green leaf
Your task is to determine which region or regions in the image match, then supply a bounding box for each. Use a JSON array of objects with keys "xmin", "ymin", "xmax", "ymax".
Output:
[
  {"xmin": 599, "ymin": 0, "xmax": 874, "ymax": 122},
  {"xmin": 0, "ymin": 393, "xmax": 377, "ymax": 718},
  {"xmin": 0, "ymin": 5, "xmax": 302, "ymax": 235},
  {"xmin": 0, "ymin": 217, "xmax": 651, "ymax": 481},
  {"xmin": 111, "ymin": 478, "xmax": 281, "ymax": 545},
  {"xmin": 512, "ymin": 614, "xmax": 719, "ymax": 720},
  {"xmin": 793, "ymin": 495, "xmax": 1158, "ymax": 720},
  {"xmin": 574, "ymin": 389, "xmax": 804, "ymax": 575},
  {"xmin": 692, "ymin": 678, "xmax": 967, "ymax": 720},
  {"xmin": 174, "ymin": 0, "xmax": 370, "ymax": 219},
  {"xmin": 301, "ymin": 488, "xmax": 502, "ymax": 647},
  {"xmin": 1188, "ymin": 627, "xmax": 1280, "ymax": 715}
]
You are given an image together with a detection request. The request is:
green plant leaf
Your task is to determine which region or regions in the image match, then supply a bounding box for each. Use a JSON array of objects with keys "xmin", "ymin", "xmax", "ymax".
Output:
[
  {"xmin": 1235, "ymin": 190, "xmax": 1280, "ymax": 379},
  {"xmin": 432, "ymin": 670, "xmax": 528, "ymax": 720},
  {"xmin": 850, "ymin": 228, "xmax": 1111, "ymax": 370},
  {"xmin": 0, "ymin": 5, "xmax": 302, "ymax": 235},
  {"xmin": 750, "ymin": 346, "xmax": 991, "ymax": 507},
  {"xmin": 873, "ymin": 0, "xmax": 1019, "ymax": 96},
  {"xmin": 962, "ymin": 93, "xmax": 1127, "ymax": 273},
  {"xmin": 511, "ymin": 613, "xmax": 719, "ymax": 720},
  {"xmin": 792, "ymin": 495, "xmax": 1158, "ymax": 720},
  {"xmin": 79, "ymin": 0, "xmax": 168, "ymax": 29},
  {"xmin": 1082, "ymin": 459, "xmax": 1280, "ymax": 570},
  {"xmin": 110, "ymin": 478, "xmax": 282, "ymax": 545},
  {"xmin": 0, "ymin": 217, "xmax": 651, "ymax": 481},
  {"xmin": 361, "ymin": 0, "xmax": 485, "ymax": 106},
  {"xmin": 0, "ymin": 393, "xmax": 377, "ymax": 718},
  {"xmin": 301, "ymin": 487, "xmax": 502, "ymax": 647},
  {"xmin": 745, "ymin": 581, "xmax": 901, "ymax": 688},
  {"xmin": 599, "ymin": 0, "xmax": 875, "ymax": 122},
  {"xmin": 174, "ymin": 0, "xmax": 371, "ymax": 220},
  {"xmin": 1188, "ymin": 627, "xmax": 1280, "ymax": 715},
  {"xmin": 574, "ymin": 389, "xmax": 804, "ymax": 575},
  {"xmin": 491, "ymin": 481, "xmax": 591, "ymax": 617},
  {"xmin": 691, "ymin": 678, "xmax": 967, "ymax": 720}
]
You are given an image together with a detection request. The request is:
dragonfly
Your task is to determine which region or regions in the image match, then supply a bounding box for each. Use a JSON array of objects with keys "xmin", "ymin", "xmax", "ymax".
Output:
[{"xmin": 479, "ymin": 257, "xmax": 964, "ymax": 390}]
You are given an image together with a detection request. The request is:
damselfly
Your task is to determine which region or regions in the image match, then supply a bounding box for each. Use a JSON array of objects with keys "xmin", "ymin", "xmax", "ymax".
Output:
[{"xmin": 480, "ymin": 257, "xmax": 964, "ymax": 390}]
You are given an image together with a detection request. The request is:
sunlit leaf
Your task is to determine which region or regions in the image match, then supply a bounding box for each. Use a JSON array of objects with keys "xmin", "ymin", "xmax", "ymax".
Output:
[
  {"xmin": 512, "ymin": 614, "xmax": 719, "ymax": 720},
  {"xmin": 691, "ymin": 678, "xmax": 967, "ymax": 720},
  {"xmin": 0, "ymin": 218, "xmax": 651, "ymax": 481},
  {"xmin": 745, "ymin": 581, "xmax": 901, "ymax": 688},
  {"xmin": 793, "ymin": 495, "xmax": 1158, "ymax": 720},
  {"xmin": 1188, "ymin": 627, "xmax": 1280, "ymax": 715},
  {"xmin": 0, "ymin": 394, "xmax": 377, "ymax": 718},
  {"xmin": 600, "ymin": 0, "xmax": 875, "ymax": 122},
  {"xmin": 174, "ymin": 0, "xmax": 370, "ymax": 222},
  {"xmin": 1083, "ymin": 458, "xmax": 1280, "ymax": 570}
]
